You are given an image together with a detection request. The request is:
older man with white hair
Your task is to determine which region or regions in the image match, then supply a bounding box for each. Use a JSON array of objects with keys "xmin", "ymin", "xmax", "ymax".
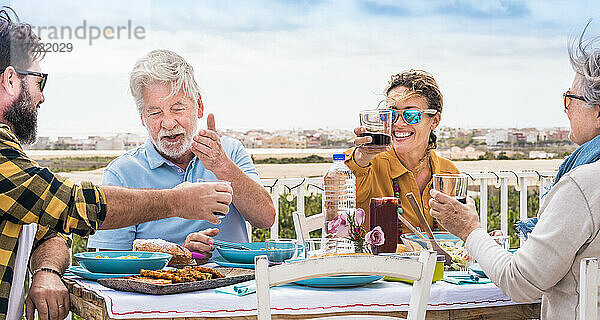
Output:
[
  {"xmin": 429, "ymin": 24, "xmax": 600, "ymax": 319},
  {"xmin": 88, "ymin": 50, "xmax": 276, "ymax": 259}
]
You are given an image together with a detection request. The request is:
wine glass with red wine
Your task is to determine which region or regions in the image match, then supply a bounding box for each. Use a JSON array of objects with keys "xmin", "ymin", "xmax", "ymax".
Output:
[
  {"xmin": 359, "ymin": 109, "xmax": 393, "ymax": 146},
  {"xmin": 432, "ymin": 174, "xmax": 469, "ymax": 203}
]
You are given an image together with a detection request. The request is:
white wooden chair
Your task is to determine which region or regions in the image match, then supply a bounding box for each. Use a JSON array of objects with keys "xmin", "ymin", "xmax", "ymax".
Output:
[
  {"xmin": 292, "ymin": 211, "xmax": 324, "ymax": 244},
  {"xmin": 254, "ymin": 250, "xmax": 437, "ymax": 320},
  {"xmin": 579, "ymin": 257, "xmax": 600, "ymax": 320}
]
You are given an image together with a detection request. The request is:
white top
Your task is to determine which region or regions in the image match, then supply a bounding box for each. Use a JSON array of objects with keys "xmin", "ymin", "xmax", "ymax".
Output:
[
  {"xmin": 6, "ymin": 224, "xmax": 37, "ymax": 320},
  {"xmin": 466, "ymin": 161, "xmax": 600, "ymax": 320}
]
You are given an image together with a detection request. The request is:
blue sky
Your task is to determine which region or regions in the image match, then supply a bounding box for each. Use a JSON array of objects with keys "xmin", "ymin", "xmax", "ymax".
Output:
[{"xmin": 7, "ymin": 0, "xmax": 600, "ymax": 137}]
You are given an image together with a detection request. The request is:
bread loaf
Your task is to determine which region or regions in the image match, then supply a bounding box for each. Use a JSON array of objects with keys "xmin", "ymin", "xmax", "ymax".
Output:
[{"xmin": 133, "ymin": 239, "xmax": 192, "ymax": 266}]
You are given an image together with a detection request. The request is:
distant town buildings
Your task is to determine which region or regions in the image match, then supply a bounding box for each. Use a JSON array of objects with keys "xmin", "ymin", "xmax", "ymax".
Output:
[
  {"xmin": 25, "ymin": 127, "xmax": 574, "ymax": 161},
  {"xmin": 483, "ymin": 128, "xmax": 569, "ymax": 147},
  {"xmin": 437, "ymin": 146, "xmax": 485, "ymax": 160},
  {"xmin": 529, "ymin": 150, "xmax": 557, "ymax": 159},
  {"xmin": 220, "ymin": 128, "xmax": 353, "ymax": 149},
  {"xmin": 435, "ymin": 126, "xmax": 574, "ymax": 160},
  {"xmin": 28, "ymin": 134, "xmax": 146, "ymax": 151},
  {"xmin": 485, "ymin": 130, "xmax": 509, "ymax": 146}
]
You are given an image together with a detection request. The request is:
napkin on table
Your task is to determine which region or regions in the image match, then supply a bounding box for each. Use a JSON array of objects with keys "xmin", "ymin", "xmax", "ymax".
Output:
[
  {"xmin": 214, "ymin": 280, "xmax": 256, "ymax": 296},
  {"xmin": 442, "ymin": 275, "xmax": 492, "ymax": 285}
]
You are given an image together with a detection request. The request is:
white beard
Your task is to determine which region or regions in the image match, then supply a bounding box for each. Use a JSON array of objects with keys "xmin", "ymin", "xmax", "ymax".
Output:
[{"xmin": 149, "ymin": 121, "xmax": 197, "ymax": 159}]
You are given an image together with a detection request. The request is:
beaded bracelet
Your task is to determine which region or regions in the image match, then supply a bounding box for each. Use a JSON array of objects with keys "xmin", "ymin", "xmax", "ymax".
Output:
[{"xmin": 31, "ymin": 267, "xmax": 62, "ymax": 279}]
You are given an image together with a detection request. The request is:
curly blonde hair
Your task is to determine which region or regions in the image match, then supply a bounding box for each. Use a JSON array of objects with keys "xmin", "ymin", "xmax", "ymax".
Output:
[{"xmin": 384, "ymin": 69, "xmax": 443, "ymax": 150}]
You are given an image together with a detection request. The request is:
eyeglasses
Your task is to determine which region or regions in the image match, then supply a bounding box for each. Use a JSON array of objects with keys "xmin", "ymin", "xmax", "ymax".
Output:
[
  {"xmin": 14, "ymin": 69, "xmax": 48, "ymax": 92},
  {"xmin": 563, "ymin": 90, "xmax": 587, "ymax": 110},
  {"xmin": 385, "ymin": 108, "xmax": 438, "ymax": 125}
]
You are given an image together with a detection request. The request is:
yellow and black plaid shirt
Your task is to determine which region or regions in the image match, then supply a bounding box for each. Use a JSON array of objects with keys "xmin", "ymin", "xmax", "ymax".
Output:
[{"xmin": 0, "ymin": 124, "xmax": 107, "ymax": 317}]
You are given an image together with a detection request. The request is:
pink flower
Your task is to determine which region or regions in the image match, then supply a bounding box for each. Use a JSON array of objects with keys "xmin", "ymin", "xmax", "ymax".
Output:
[
  {"xmin": 327, "ymin": 214, "xmax": 349, "ymax": 238},
  {"xmin": 365, "ymin": 226, "xmax": 385, "ymax": 246},
  {"xmin": 354, "ymin": 208, "xmax": 366, "ymax": 226}
]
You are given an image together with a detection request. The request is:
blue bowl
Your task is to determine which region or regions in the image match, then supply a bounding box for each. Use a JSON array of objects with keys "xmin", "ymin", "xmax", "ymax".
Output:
[
  {"xmin": 401, "ymin": 232, "xmax": 463, "ymax": 251},
  {"xmin": 74, "ymin": 251, "xmax": 172, "ymax": 274},
  {"xmin": 266, "ymin": 242, "xmax": 298, "ymax": 263},
  {"xmin": 216, "ymin": 242, "xmax": 269, "ymax": 264},
  {"xmin": 216, "ymin": 242, "xmax": 305, "ymax": 264}
]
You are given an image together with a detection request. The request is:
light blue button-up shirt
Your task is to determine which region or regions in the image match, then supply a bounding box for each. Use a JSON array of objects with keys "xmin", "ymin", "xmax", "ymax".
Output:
[{"xmin": 88, "ymin": 137, "xmax": 260, "ymax": 258}]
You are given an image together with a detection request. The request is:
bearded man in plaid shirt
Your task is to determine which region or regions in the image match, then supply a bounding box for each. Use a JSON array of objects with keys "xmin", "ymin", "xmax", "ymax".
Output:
[{"xmin": 0, "ymin": 8, "xmax": 234, "ymax": 320}]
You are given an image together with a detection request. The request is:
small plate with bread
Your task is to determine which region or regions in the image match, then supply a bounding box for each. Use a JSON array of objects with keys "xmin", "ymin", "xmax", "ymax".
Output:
[{"xmin": 133, "ymin": 239, "xmax": 196, "ymax": 266}]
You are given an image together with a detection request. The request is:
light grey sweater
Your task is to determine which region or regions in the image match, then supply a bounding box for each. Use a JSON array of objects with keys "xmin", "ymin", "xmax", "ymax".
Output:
[{"xmin": 466, "ymin": 161, "xmax": 600, "ymax": 320}]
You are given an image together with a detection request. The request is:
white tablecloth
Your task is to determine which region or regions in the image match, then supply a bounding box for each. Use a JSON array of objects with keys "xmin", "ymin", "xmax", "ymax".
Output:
[{"xmin": 68, "ymin": 272, "xmax": 526, "ymax": 319}]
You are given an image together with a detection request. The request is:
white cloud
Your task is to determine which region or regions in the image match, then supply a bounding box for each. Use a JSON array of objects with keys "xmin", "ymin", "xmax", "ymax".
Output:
[{"xmin": 5, "ymin": 0, "xmax": 596, "ymax": 137}]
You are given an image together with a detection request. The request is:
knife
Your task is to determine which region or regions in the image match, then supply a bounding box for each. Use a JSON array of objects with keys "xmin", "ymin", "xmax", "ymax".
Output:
[
  {"xmin": 191, "ymin": 252, "xmax": 206, "ymax": 259},
  {"xmin": 405, "ymin": 192, "xmax": 452, "ymax": 266}
]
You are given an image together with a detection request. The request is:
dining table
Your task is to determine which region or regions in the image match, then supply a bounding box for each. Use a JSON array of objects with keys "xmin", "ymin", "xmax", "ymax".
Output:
[{"xmin": 64, "ymin": 264, "xmax": 541, "ymax": 320}]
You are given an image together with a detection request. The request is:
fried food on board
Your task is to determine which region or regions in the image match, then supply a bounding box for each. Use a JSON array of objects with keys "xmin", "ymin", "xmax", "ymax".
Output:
[{"xmin": 129, "ymin": 266, "xmax": 225, "ymax": 284}]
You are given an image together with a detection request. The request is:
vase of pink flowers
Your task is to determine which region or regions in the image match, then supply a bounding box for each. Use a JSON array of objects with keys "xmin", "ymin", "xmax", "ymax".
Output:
[{"xmin": 327, "ymin": 208, "xmax": 385, "ymax": 254}]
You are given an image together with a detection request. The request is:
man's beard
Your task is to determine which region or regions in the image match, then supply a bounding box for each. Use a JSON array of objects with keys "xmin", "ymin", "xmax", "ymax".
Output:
[
  {"xmin": 4, "ymin": 81, "xmax": 38, "ymax": 145},
  {"xmin": 149, "ymin": 122, "xmax": 197, "ymax": 160}
]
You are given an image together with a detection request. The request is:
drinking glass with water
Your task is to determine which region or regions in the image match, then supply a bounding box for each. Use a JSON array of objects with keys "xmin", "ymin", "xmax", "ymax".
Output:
[
  {"xmin": 432, "ymin": 174, "xmax": 469, "ymax": 203},
  {"xmin": 196, "ymin": 179, "xmax": 232, "ymax": 218}
]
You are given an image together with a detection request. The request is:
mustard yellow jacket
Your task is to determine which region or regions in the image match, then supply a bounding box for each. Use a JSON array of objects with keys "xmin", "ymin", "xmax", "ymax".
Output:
[{"xmin": 344, "ymin": 148, "xmax": 459, "ymax": 235}]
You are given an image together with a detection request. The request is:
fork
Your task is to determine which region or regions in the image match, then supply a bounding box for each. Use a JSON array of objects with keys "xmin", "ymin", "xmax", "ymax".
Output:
[
  {"xmin": 213, "ymin": 240, "xmax": 251, "ymax": 250},
  {"xmin": 405, "ymin": 192, "xmax": 453, "ymax": 266},
  {"xmin": 454, "ymin": 267, "xmax": 479, "ymax": 282}
]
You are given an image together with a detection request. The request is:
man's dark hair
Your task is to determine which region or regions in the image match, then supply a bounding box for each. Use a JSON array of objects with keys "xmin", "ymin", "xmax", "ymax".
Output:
[{"xmin": 0, "ymin": 6, "xmax": 42, "ymax": 72}]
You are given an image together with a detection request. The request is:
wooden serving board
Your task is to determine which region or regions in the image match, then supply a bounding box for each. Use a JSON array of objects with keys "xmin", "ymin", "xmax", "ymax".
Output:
[{"xmin": 97, "ymin": 267, "xmax": 254, "ymax": 295}]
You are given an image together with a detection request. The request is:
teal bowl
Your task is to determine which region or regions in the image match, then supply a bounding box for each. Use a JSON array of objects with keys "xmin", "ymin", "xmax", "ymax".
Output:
[
  {"xmin": 216, "ymin": 242, "xmax": 305, "ymax": 264},
  {"xmin": 266, "ymin": 242, "xmax": 298, "ymax": 263},
  {"xmin": 216, "ymin": 242, "xmax": 270, "ymax": 264},
  {"xmin": 74, "ymin": 251, "xmax": 172, "ymax": 274}
]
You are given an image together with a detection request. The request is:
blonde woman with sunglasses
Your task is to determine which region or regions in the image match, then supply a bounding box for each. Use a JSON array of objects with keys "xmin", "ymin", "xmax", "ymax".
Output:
[{"xmin": 344, "ymin": 70, "xmax": 459, "ymax": 249}]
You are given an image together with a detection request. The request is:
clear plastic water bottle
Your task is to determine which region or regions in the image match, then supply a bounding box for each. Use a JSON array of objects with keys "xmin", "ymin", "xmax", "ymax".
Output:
[{"xmin": 323, "ymin": 154, "xmax": 356, "ymax": 252}]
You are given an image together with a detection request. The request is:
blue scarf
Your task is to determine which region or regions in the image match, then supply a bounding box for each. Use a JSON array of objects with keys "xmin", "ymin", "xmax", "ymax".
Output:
[{"xmin": 516, "ymin": 134, "xmax": 600, "ymax": 239}]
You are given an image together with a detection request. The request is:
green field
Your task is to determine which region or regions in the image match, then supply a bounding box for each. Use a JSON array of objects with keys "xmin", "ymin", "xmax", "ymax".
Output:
[{"xmin": 36, "ymin": 156, "xmax": 117, "ymax": 172}]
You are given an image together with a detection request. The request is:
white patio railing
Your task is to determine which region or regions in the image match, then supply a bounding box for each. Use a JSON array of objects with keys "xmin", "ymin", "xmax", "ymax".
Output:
[{"xmin": 253, "ymin": 170, "xmax": 557, "ymax": 248}]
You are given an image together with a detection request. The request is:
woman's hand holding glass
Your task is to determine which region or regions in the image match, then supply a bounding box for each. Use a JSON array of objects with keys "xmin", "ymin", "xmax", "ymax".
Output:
[{"xmin": 353, "ymin": 126, "xmax": 391, "ymax": 167}]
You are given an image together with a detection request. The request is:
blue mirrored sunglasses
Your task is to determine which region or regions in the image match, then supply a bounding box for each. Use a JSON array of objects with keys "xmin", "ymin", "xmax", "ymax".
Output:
[{"xmin": 381, "ymin": 109, "xmax": 438, "ymax": 125}]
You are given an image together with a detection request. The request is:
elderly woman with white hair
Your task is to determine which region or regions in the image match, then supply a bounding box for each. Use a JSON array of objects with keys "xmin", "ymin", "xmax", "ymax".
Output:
[{"xmin": 429, "ymin": 25, "xmax": 600, "ymax": 319}]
